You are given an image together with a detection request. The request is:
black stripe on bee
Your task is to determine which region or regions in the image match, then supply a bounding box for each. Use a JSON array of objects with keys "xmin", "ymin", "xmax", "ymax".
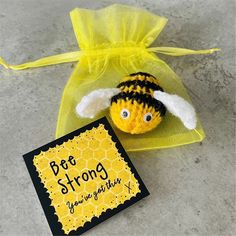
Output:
[
  {"xmin": 117, "ymin": 79, "xmax": 164, "ymax": 92},
  {"xmin": 129, "ymin": 72, "xmax": 156, "ymax": 78},
  {"xmin": 111, "ymin": 91, "xmax": 166, "ymax": 116}
]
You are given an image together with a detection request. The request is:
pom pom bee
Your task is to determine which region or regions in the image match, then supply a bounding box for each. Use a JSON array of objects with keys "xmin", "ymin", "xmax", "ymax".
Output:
[{"xmin": 76, "ymin": 72, "xmax": 197, "ymax": 134}]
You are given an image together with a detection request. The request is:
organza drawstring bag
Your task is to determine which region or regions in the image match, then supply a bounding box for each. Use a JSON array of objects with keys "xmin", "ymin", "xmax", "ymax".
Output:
[{"xmin": 0, "ymin": 4, "xmax": 219, "ymax": 151}]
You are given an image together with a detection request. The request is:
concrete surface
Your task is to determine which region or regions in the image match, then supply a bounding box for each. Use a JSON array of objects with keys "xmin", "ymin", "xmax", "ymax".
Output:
[{"xmin": 0, "ymin": 0, "xmax": 235, "ymax": 235}]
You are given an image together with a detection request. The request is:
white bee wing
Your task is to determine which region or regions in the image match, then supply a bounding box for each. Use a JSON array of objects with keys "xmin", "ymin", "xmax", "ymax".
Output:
[
  {"xmin": 76, "ymin": 88, "xmax": 121, "ymax": 118},
  {"xmin": 153, "ymin": 90, "xmax": 197, "ymax": 130}
]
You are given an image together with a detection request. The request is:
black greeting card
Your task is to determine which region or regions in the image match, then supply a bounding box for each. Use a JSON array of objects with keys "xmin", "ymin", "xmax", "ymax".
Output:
[{"xmin": 23, "ymin": 117, "xmax": 149, "ymax": 235}]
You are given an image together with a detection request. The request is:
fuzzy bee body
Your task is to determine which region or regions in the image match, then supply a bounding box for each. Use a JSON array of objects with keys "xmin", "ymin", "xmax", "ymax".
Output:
[
  {"xmin": 76, "ymin": 72, "xmax": 197, "ymax": 134},
  {"xmin": 110, "ymin": 72, "xmax": 167, "ymax": 134}
]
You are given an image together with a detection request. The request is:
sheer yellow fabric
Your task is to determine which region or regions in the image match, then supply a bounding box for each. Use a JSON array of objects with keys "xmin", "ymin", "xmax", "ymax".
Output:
[{"xmin": 0, "ymin": 4, "xmax": 220, "ymax": 151}]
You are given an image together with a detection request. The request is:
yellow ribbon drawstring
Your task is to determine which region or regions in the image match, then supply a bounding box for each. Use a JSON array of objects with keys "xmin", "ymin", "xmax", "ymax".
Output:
[
  {"xmin": 0, "ymin": 51, "xmax": 82, "ymax": 70},
  {"xmin": 147, "ymin": 47, "xmax": 220, "ymax": 56},
  {"xmin": 0, "ymin": 47, "xmax": 220, "ymax": 71}
]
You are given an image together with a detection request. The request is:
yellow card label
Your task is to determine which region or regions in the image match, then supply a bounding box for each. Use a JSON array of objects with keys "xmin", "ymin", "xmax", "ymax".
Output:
[
  {"xmin": 24, "ymin": 118, "xmax": 149, "ymax": 235},
  {"xmin": 33, "ymin": 124, "xmax": 141, "ymax": 234}
]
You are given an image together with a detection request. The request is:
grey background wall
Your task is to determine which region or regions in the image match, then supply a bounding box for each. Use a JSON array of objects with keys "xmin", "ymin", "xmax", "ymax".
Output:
[{"xmin": 0, "ymin": 0, "xmax": 235, "ymax": 235}]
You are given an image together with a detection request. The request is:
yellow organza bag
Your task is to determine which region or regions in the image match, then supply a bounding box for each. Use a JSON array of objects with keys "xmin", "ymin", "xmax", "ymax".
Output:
[{"xmin": 0, "ymin": 4, "xmax": 219, "ymax": 151}]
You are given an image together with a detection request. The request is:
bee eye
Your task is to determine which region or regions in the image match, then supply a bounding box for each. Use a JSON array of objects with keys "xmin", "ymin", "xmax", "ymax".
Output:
[
  {"xmin": 120, "ymin": 109, "xmax": 130, "ymax": 119},
  {"xmin": 144, "ymin": 113, "xmax": 152, "ymax": 122}
]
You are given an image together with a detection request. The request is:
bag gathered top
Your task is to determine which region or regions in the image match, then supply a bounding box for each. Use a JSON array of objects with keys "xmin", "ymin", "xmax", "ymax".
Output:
[{"xmin": 0, "ymin": 4, "xmax": 219, "ymax": 151}]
